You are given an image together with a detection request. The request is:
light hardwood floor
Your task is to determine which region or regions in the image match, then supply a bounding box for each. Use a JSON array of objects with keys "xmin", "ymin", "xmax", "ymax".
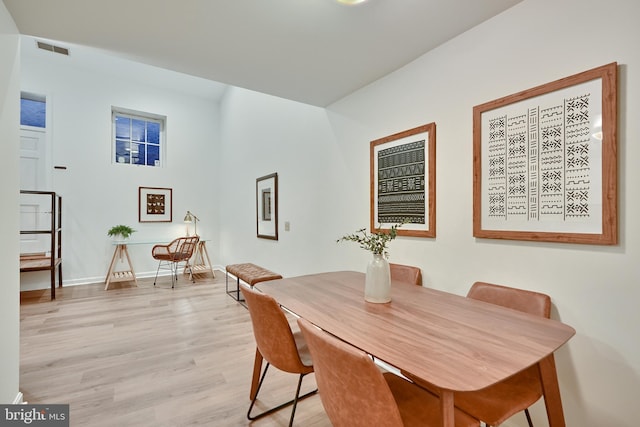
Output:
[{"xmin": 20, "ymin": 272, "xmax": 331, "ymax": 427}]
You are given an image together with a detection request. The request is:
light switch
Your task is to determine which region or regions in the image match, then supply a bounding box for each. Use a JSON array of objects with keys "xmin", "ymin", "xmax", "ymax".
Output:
[{"xmin": 284, "ymin": 221, "xmax": 290, "ymax": 231}]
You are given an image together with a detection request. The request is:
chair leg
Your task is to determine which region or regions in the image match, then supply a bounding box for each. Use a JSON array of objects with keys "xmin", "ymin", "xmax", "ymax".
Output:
[
  {"xmin": 153, "ymin": 261, "xmax": 162, "ymax": 286},
  {"xmin": 247, "ymin": 362, "xmax": 317, "ymax": 424},
  {"xmin": 525, "ymin": 408, "xmax": 534, "ymax": 427},
  {"xmin": 288, "ymin": 371, "xmax": 306, "ymax": 427},
  {"xmin": 186, "ymin": 261, "xmax": 195, "ymax": 283},
  {"xmin": 171, "ymin": 262, "xmax": 177, "ymax": 288},
  {"xmin": 182, "ymin": 261, "xmax": 195, "ymax": 283}
]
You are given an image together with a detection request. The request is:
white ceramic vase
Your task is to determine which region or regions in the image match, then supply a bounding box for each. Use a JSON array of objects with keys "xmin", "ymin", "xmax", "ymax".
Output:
[{"xmin": 365, "ymin": 253, "xmax": 391, "ymax": 303}]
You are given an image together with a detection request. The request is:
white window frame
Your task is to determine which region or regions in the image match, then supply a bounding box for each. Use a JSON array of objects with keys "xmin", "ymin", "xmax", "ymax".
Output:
[{"xmin": 112, "ymin": 107, "xmax": 166, "ymax": 167}]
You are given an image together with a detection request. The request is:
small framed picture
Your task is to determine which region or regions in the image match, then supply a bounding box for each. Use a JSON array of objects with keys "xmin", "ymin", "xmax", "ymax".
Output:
[
  {"xmin": 139, "ymin": 187, "xmax": 172, "ymax": 222},
  {"xmin": 256, "ymin": 173, "xmax": 278, "ymax": 240}
]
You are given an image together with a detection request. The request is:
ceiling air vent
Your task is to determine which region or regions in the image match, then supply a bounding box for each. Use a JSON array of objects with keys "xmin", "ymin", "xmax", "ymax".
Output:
[{"xmin": 36, "ymin": 41, "xmax": 70, "ymax": 56}]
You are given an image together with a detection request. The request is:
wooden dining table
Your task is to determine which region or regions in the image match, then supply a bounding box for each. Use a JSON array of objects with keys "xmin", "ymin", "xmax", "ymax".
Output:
[{"xmin": 256, "ymin": 271, "xmax": 575, "ymax": 427}]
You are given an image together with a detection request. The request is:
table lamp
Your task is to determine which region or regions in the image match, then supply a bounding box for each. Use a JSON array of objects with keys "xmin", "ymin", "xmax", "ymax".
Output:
[{"xmin": 183, "ymin": 211, "xmax": 199, "ymax": 236}]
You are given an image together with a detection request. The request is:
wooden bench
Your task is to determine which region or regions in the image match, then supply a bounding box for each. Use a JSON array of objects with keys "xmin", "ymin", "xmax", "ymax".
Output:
[{"xmin": 225, "ymin": 263, "xmax": 282, "ymax": 302}]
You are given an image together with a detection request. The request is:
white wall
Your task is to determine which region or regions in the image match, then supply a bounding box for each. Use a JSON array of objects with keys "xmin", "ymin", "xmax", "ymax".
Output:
[
  {"xmin": 218, "ymin": 0, "xmax": 640, "ymax": 425},
  {"xmin": 218, "ymin": 86, "xmax": 361, "ymax": 275},
  {"xmin": 0, "ymin": 1, "xmax": 21, "ymax": 404},
  {"xmin": 19, "ymin": 42, "xmax": 222, "ymax": 289}
]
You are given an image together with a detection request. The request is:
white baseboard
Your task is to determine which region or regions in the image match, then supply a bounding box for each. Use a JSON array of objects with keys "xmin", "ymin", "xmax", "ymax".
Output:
[
  {"xmin": 21, "ymin": 266, "xmax": 227, "ymax": 292},
  {"xmin": 12, "ymin": 391, "xmax": 25, "ymax": 404}
]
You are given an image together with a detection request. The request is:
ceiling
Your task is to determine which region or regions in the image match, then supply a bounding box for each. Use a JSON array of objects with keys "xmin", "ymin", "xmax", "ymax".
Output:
[{"xmin": 4, "ymin": 0, "xmax": 522, "ymax": 107}]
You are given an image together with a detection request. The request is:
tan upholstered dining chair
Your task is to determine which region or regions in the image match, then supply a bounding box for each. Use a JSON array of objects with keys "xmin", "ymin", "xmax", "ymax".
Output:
[
  {"xmin": 454, "ymin": 281, "xmax": 552, "ymax": 427},
  {"xmin": 240, "ymin": 285, "xmax": 316, "ymax": 427},
  {"xmin": 390, "ymin": 263, "xmax": 422, "ymax": 286},
  {"xmin": 406, "ymin": 281, "xmax": 552, "ymax": 427},
  {"xmin": 151, "ymin": 236, "xmax": 199, "ymax": 288},
  {"xmin": 297, "ymin": 317, "xmax": 479, "ymax": 427}
]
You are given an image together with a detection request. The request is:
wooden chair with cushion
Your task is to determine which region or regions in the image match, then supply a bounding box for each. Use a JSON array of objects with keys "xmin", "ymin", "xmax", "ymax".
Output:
[
  {"xmin": 407, "ymin": 281, "xmax": 552, "ymax": 427},
  {"xmin": 240, "ymin": 285, "xmax": 316, "ymax": 427},
  {"xmin": 390, "ymin": 263, "xmax": 422, "ymax": 286},
  {"xmin": 151, "ymin": 236, "xmax": 199, "ymax": 288},
  {"xmin": 297, "ymin": 317, "xmax": 479, "ymax": 427}
]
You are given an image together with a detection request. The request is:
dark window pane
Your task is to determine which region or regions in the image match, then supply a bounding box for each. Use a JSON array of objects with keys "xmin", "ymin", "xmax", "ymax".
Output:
[
  {"xmin": 131, "ymin": 119, "xmax": 145, "ymax": 141},
  {"xmin": 147, "ymin": 144, "xmax": 160, "ymax": 166},
  {"xmin": 20, "ymin": 98, "xmax": 46, "ymax": 128},
  {"xmin": 147, "ymin": 122, "xmax": 160, "ymax": 144},
  {"xmin": 115, "ymin": 116, "xmax": 130, "ymax": 139},
  {"xmin": 115, "ymin": 140, "xmax": 130, "ymax": 163}
]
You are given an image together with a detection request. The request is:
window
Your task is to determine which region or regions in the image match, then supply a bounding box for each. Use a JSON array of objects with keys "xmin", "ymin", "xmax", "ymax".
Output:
[
  {"xmin": 21, "ymin": 92, "xmax": 46, "ymax": 128},
  {"xmin": 112, "ymin": 108, "xmax": 165, "ymax": 167}
]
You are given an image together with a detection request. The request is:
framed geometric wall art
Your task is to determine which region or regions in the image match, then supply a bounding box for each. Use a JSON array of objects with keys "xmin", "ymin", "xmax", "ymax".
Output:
[
  {"xmin": 370, "ymin": 123, "xmax": 436, "ymax": 238},
  {"xmin": 256, "ymin": 173, "xmax": 278, "ymax": 240},
  {"xmin": 473, "ymin": 62, "xmax": 617, "ymax": 245},
  {"xmin": 138, "ymin": 186, "xmax": 172, "ymax": 222}
]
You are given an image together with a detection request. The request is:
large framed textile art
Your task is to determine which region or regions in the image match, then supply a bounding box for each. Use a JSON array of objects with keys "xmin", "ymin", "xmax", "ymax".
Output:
[
  {"xmin": 473, "ymin": 62, "xmax": 617, "ymax": 245},
  {"xmin": 370, "ymin": 123, "xmax": 436, "ymax": 238}
]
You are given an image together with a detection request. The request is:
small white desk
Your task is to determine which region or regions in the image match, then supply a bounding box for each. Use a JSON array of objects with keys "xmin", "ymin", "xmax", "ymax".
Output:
[{"xmin": 104, "ymin": 239, "xmax": 214, "ymax": 290}]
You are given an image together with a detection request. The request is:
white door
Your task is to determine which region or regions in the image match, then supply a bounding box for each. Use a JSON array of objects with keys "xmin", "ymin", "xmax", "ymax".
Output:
[{"xmin": 20, "ymin": 127, "xmax": 51, "ymax": 255}]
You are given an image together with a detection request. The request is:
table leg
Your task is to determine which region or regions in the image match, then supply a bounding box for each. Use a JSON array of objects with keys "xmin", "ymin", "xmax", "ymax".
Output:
[
  {"xmin": 440, "ymin": 389, "xmax": 455, "ymax": 427},
  {"xmin": 187, "ymin": 241, "xmax": 215, "ymax": 278},
  {"xmin": 199, "ymin": 241, "xmax": 215, "ymax": 278},
  {"xmin": 104, "ymin": 244, "xmax": 137, "ymax": 290},
  {"xmin": 121, "ymin": 245, "xmax": 138, "ymax": 286},
  {"xmin": 539, "ymin": 353, "xmax": 566, "ymax": 427},
  {"xmin": 104, "ymin": 245, "xmax": 121, "ymax": 290},
  {"xmin": 250, "ymin": 347, "xmax": 263, "ymax": 400}
]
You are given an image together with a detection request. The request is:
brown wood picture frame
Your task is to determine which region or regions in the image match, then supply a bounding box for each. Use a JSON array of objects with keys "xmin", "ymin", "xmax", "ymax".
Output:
[
  {"xmin": 473, "ymin": 62, "xmax": 617, "ymax": 245},
  {"xmin": 138, "ymin": 186, "xmax": 172, "ymax": 223},
  {"xmin": 256, "ymin": 173, "xmax": 278, "ymax": 240},
  {"xmin": 370, "ymin": 123, "xmax": 436, "ymax": 238}
]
